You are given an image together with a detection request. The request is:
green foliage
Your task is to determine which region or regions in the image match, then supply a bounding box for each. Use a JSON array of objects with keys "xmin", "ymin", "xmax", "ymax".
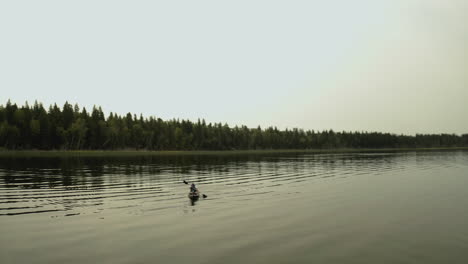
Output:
[{"xmin": 0, "ymin": 100, "xmax": 466, "ymax": 150}]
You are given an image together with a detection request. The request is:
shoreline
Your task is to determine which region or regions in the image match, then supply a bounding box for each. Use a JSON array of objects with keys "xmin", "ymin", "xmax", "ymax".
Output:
[{"xmin": 0, "ymin": 147, "xmax": 467, "ymax": 157}]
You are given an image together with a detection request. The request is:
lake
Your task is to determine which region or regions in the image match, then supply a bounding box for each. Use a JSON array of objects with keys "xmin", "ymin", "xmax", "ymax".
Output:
[{"xmin": 1, "ymin": 151, "xmax": 468, "ymax": 264}]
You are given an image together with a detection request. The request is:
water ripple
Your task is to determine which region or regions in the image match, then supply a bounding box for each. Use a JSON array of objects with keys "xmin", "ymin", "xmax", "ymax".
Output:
[{"xmin": 0, "ymin": 151, "xmax": 467, "ymax": 217}]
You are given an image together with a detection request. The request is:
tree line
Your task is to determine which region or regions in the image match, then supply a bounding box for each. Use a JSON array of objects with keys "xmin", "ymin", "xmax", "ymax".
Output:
[{"xmin": 0, "ymin": 100, "xmax": 467, "ymax": 150}]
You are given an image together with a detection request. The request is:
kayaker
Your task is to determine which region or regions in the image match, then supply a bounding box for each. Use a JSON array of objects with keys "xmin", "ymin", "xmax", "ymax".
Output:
[{"xmin": 190, "ymin": 183, "xmax": 197, "ymax": 193}]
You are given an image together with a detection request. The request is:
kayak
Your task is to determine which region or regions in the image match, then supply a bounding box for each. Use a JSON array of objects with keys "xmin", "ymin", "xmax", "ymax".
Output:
[{"xmin": 188, "ymin": 191, "xmax": 200, "ymax": 199}]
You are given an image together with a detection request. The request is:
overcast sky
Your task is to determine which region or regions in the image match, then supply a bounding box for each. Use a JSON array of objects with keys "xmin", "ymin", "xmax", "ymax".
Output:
[{"xmin": 1, "ymin": 1, "xmax": 467, "ymax": 134}]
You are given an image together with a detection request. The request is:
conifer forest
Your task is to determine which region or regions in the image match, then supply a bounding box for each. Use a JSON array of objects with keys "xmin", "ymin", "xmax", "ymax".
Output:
[{"xmin": 1, "ymin": 100, "xmax": 467, "ymax": 150}]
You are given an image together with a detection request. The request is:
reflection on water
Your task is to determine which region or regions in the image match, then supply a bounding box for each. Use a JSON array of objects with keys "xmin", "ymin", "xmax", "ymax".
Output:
[
  {"xmin": 0, "ymin": 151, "xmax": 466, "ymax": 216},
  {"xmin": 0, "ymin": 153, "xmax": 410, "ymax": 216},
  {"xmin": 1, "ymin": 151, "xmax": 468, "ymax": 264}
]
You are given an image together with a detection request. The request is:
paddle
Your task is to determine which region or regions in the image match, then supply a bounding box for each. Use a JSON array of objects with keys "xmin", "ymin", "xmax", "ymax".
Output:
[{"xmin": 183, "ymin": 180, "xmax": 208, "ymax": 198}]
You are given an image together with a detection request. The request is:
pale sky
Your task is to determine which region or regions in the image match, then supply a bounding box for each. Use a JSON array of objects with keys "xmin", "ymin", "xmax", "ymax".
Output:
[{"xmin": 1, "ymin": 1, "xmax": 467, "ymax": 134}]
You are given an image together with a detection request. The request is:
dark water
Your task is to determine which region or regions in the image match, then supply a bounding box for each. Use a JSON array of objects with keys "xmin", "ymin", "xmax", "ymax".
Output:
[{"xmin": 1, "ymin": 151, "xmax": 468, "ymax": 264}]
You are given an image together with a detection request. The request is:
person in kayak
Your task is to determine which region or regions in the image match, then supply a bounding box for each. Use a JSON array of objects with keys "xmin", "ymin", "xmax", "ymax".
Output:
[{"xmin": 190, "ymin": 183, "xmax": 198, "ymax": 193}]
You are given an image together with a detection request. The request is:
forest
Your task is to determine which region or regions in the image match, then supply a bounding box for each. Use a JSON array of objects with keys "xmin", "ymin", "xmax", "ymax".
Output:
[{"xmin": 0, "ymin": 100, "xmax": 467, "ymax": 150}]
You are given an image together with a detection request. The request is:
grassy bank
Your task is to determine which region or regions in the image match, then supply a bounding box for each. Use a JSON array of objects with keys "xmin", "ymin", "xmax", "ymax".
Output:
[{"xmin": 0, "ymin": 147, "xmax": 467, "ymax": 157}]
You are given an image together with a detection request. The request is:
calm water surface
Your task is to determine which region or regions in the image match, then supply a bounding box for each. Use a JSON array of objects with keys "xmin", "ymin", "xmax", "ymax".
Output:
[{"xmin": 1, "ymin": 151, "xmax": 468, "ymax": 264}]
